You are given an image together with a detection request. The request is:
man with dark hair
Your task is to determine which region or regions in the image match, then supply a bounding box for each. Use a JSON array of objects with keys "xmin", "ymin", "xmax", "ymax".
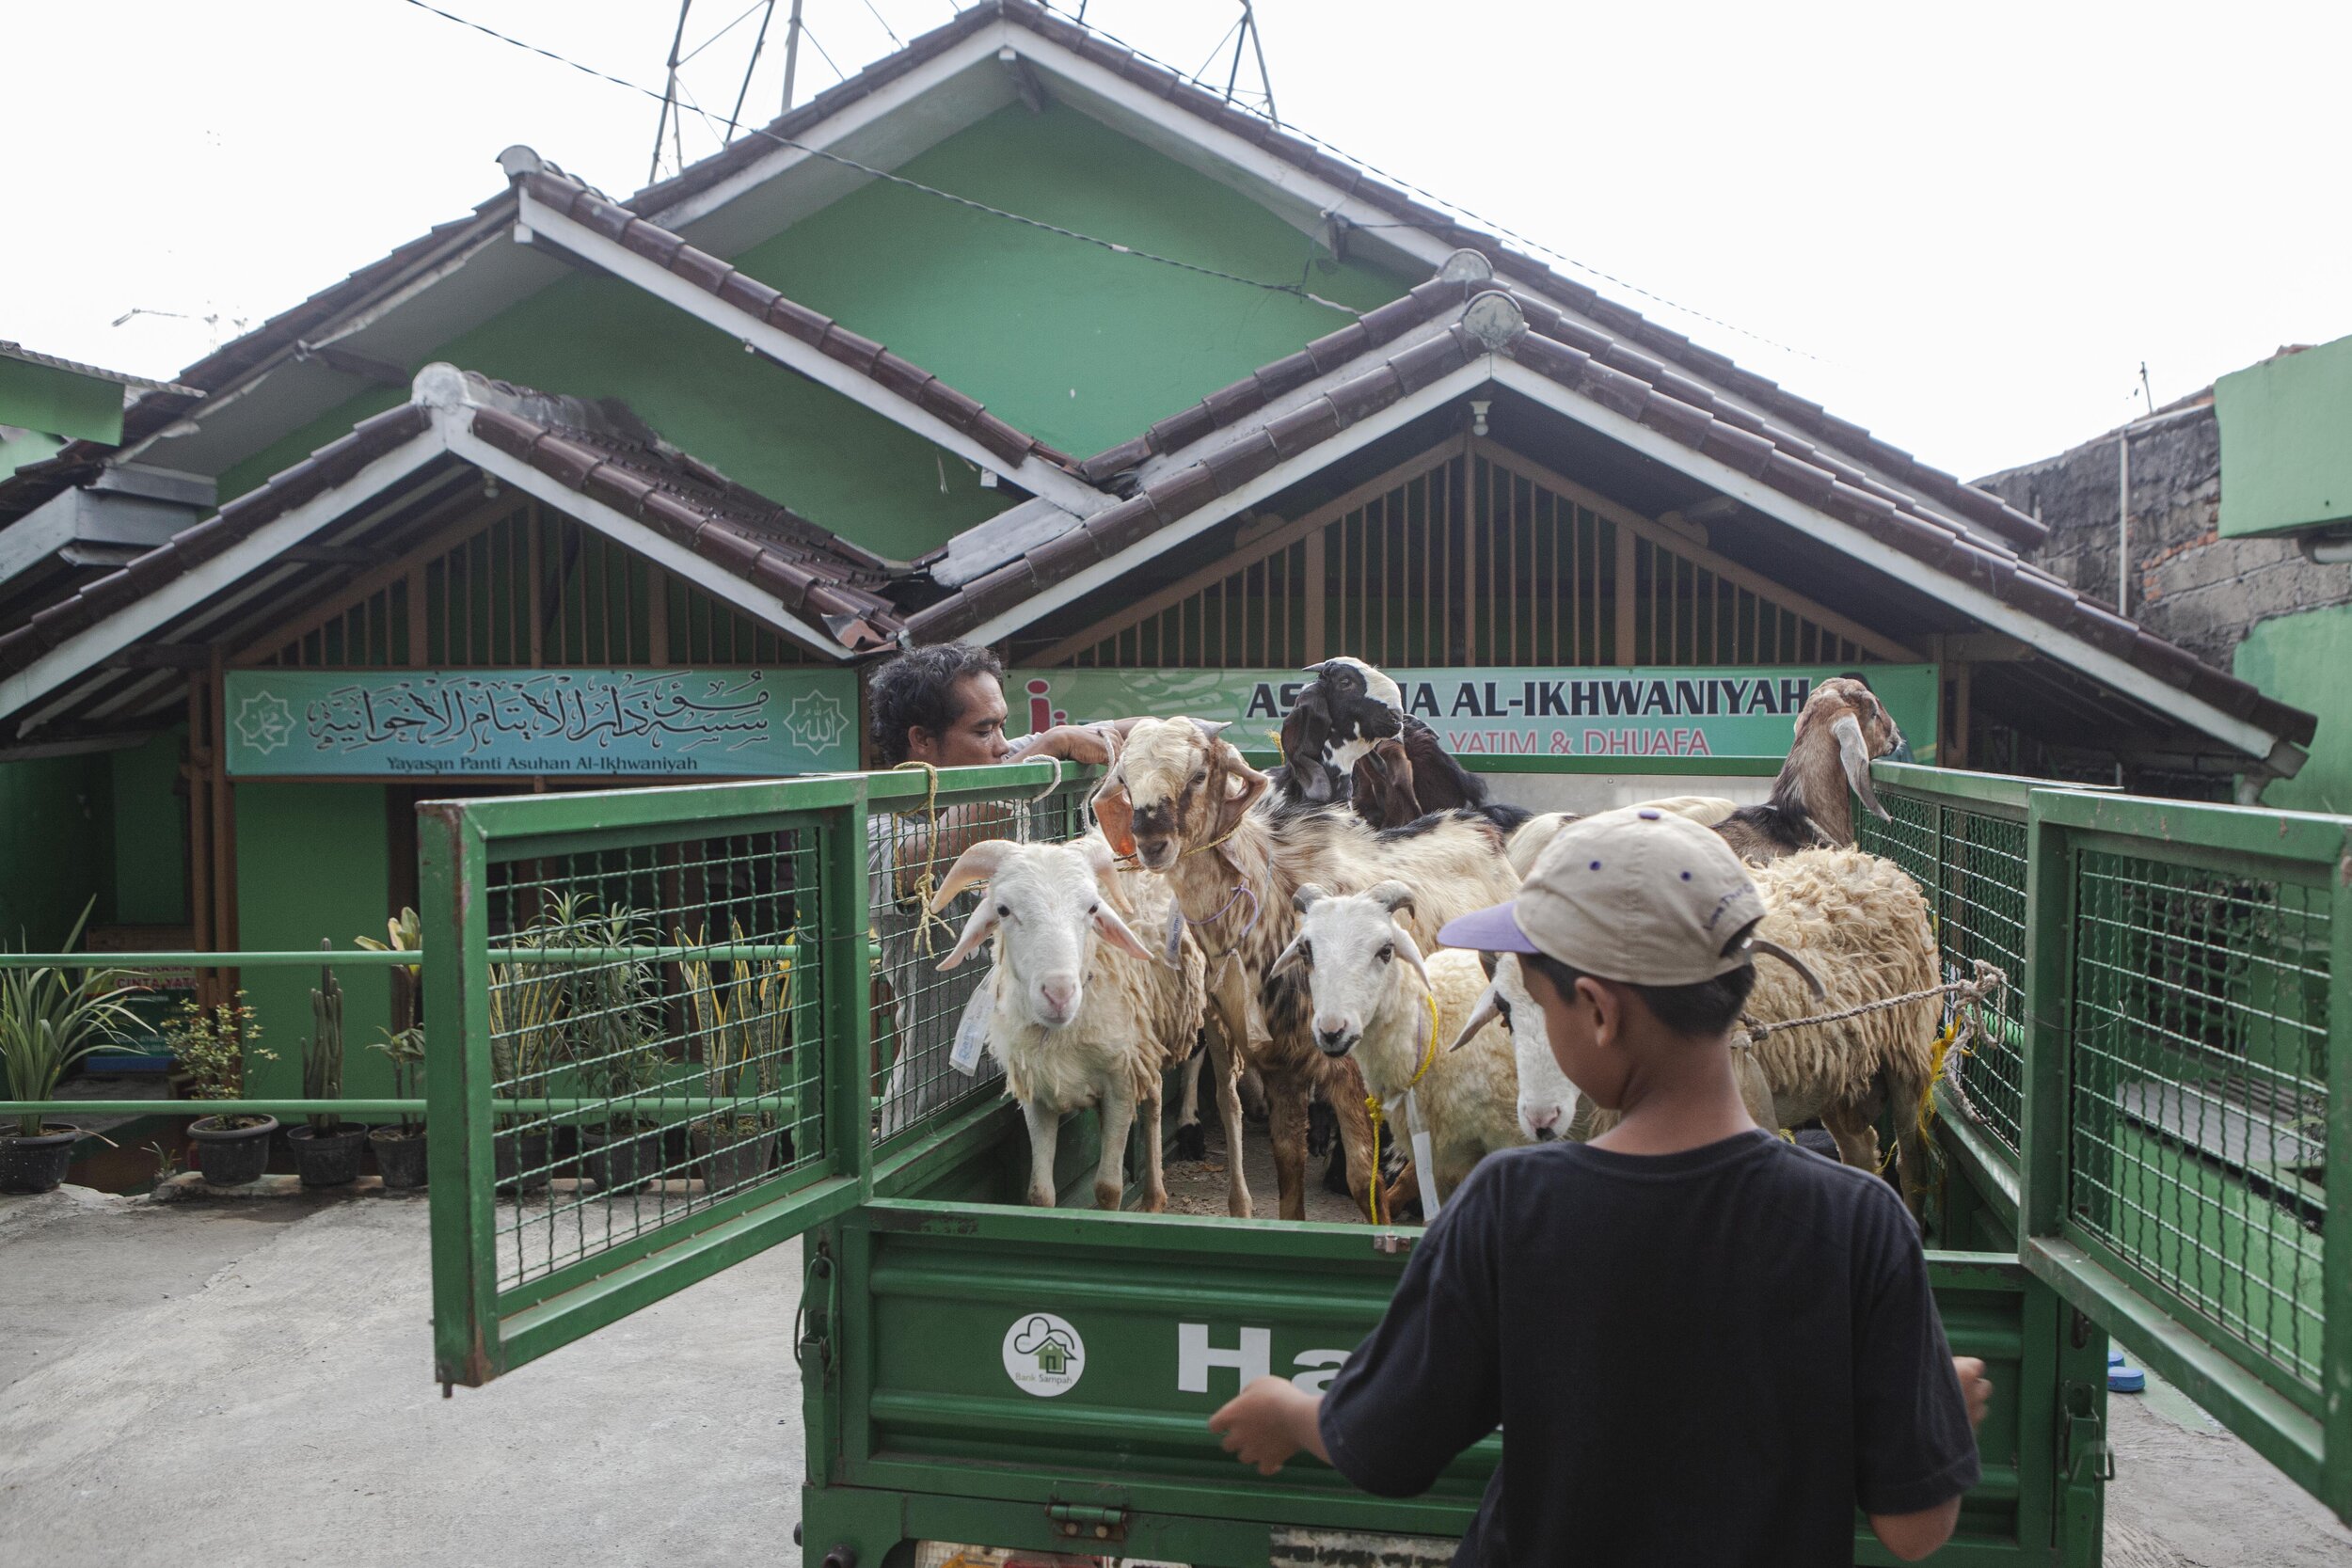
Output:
[
  {"xmin": 1211, "ymin": 806, "xmax": 1991, "ymax": 1565},
  {"xmin": 863, "ymin": 642, "xmax": 1126, "ymax": 1134},
  {"xmin": 867, "ymin": 642, "xmax": 1009, "ymax": 768}
]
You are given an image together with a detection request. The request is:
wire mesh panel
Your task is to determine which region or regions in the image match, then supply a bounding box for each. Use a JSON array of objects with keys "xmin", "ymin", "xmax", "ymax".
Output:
[
  {"xmin": 866, "ymin": 766, "xmax": 1099, "ymax": 1149},
  {"xmin": 1859, "ymin": 768, "xmax": 2036, "ymax": 1160},
  {"xmin": 2067, "ymin": 842, "xmax": 2330, "ymax": 1402},
  {"xmin": 423, "ymin": 776, "xmax": 871, "ymax": 1386},
  {"xmin": 477, "ymin": 825, "xmax": 827, "ymax": 1298}
]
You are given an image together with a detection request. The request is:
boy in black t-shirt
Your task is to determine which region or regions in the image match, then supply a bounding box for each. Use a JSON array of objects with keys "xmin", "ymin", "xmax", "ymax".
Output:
[{"xmin": 1210, "ymin": 807, "xmax": 1992, "ymax": 1565}]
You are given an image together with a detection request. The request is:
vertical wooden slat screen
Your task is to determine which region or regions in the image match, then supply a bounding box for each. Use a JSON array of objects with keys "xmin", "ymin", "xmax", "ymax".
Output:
[
  {"xmin": 255, "ymin": 504, "xmax": 820, "ymax": 669},
  {"xmin": 1032, "ymin": 437, "xmax": 1905, "ymax": 671}
]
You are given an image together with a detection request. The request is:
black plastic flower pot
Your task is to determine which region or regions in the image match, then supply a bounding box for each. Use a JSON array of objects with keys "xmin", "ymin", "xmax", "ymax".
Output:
[
  {"xmin": 188, "ymin": 1115, "xmax": 278, "ymax": 1186},
  {"xmin": 691, "ymin": 1123, "xmax": 777, "ymax": 1195},
  {"xmin": 369, "ymin": 1127, "xmax": 428, "ymax": 1190},
  {"xmin": 287, "ymin": 1123, "xmax": 370, "ymax": 1188},
  {"xmin": 494, "ymin": 1129, "xmax": 551, "ymax": 1196},
  {"xmin": 580, "ymin": 1122, "xmax": 666, "ymax": 1196},
  {"xmin": 0, "ymin": 1126, "xmax": 80, "ymax": 1195}
]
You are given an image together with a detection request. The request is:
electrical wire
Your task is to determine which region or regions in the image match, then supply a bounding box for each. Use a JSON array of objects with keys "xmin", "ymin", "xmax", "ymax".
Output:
[
  {"xmin": 397, "ymin": 0, "xmax": 1357, "ymax": 314},
  {"xmin": 1032, "ymin": 1, "xmax": 1822, "ymax": 362}
]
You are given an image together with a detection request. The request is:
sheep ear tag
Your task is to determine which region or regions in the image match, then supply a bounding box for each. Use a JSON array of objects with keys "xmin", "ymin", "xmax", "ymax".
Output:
[{"xmin": 950, "ymin": 984, "xmax": 993, "ymax": 1075}]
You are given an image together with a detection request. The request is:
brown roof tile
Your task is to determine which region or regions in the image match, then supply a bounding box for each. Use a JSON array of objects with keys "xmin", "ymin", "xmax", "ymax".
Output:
[{"xmin": 0, "ymin": 403, "xmax": 435, "ymax": 679}]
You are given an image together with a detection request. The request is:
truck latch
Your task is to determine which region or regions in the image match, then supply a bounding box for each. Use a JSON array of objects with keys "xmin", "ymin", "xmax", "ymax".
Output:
[
  {"xmin": 1045, "ymin": 1502, "xmax": 1129, "ymax": 1544},
  {"xmin": 2059, "ymin": 1380, "xmax": 2114, "ymax": 1482}
]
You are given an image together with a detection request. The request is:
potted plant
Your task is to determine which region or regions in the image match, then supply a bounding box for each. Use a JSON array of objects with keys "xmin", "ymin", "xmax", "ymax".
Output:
[
  {"xmin": 367, "ymin": 1026, "xmax": 427, "ymax": 1189},
  {"xmin": 486, "ymin": 896, "xmax": 577, "ymax": 1196},
  {"xmin": 287, "ymin": 961, "xmax": 368, "ymax": 1186},
  {"xmin": 564, "ymin": 899, "xmax": 667, "ymax": 1195},
  {"xmin": 682, "ymin": 919, "xmax": 789, "ymax": 1195},
  {"xmin": 172, "ymin": 992, "xmax": 280, "ymax": 1184},
  {"xmin": 0, "ymin": 904, "xmax": 139, "ymax": 1195},
  {"xmin": 358, "ymin": 910, "xmax": 427, "ymax": 1190}
]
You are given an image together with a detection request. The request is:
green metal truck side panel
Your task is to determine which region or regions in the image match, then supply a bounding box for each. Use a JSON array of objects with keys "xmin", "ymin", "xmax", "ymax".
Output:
[
  {"xmin": 2235, "ymin": 606, "xmax": 2352, "ymax": 816},
  {"xmin": 797, "ymin": 1185, "xmax": 2102, "ymax": 1568},
  {"xmin": 2216, "ymin": 332, "xmax": 2352, "ymax": 538},
  {"xmin": 233, "ymin": 781, "xmax": 397, "ymax": 1100},
  {"xmin": 731, "ymin": 102, "xmax": 1404, "ymax": 459}
]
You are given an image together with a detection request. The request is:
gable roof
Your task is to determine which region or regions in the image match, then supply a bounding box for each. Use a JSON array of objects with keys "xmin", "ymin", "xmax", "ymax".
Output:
[
  {"xmin": 905, "ymin": 277, "xmax": 2312, "ymax": 761},
  {"xmin": 0, "ymin": 366, "xmax": 900, "ymax": 740}
]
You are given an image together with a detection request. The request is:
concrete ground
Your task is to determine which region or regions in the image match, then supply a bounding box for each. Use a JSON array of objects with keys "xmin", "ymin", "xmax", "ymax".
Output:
[
  {"xmin": 0, "ymin": 1185, "xmax": 803, "ymax": 1567},
  {"xmin": 6, "ymin": 1146, "xmax": 2350, "ymax": 1567}
]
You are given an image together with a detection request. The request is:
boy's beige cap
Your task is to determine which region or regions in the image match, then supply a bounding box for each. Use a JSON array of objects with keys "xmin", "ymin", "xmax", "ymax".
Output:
[{"xmin": 1438, "ymin": 806, "xmax": 1820, "ymax": 991}]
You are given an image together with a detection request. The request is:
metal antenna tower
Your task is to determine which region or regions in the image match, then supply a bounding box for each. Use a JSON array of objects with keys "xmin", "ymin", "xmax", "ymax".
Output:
[
  {"xmin": 1215, "ymin": 1, "xmax": 1279, "ymax": 124},
  {"xmin": 647, "ymin": 0, "xmax": 818, "ymax": 183}
]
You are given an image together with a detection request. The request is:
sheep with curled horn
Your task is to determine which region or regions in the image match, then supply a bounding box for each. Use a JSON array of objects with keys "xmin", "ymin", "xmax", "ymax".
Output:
[
  {"xmin": 1274, "ymin": 879, "xmax": 1526, "ymax": 1219},
  {"xmin": 1091, "ymin": 716, "xmax": 1519, "ymax": 1221},
  {"xmin": 1503, "ymin": 677, "xmax": 1905, "ymax": 875},
  {"xmin": 1452, "ymin": 844, "xmax": 1944, "ymax": 1213},
  {"xmin": 928, "ymin": 832, "xmax": 1207, "ymax": 1213}
]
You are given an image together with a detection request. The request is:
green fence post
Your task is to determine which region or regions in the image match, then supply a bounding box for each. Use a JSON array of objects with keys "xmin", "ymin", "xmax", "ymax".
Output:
[
  {"xmin": 2326, "ymin": 824, "xmax": 2352, "ymax": 1522},
  {"xmin": 823, "ymin": 790, "xmax": 875, "ymax": 1194},
  {"xmin": 2018, "ymin": 793, "xmax": 2074, "ymax": 1242},
  {"xmin": 421, "ymin": 801, "xmax": 499, "ymax": 1389}
]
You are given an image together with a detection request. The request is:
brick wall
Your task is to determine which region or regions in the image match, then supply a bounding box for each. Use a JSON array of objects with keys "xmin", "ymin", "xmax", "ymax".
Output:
[{"xmin": 1976, "ymin": 400, "xmax": 2352, "ymax": 672}]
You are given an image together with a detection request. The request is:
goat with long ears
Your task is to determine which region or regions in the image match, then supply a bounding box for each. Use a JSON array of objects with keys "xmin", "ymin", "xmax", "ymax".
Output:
[{"xmin": 1095, "ymin": 716, "xmax": 1520, "ymax": 1221}]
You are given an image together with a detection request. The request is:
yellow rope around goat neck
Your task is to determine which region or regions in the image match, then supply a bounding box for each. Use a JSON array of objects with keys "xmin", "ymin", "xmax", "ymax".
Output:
[{"xmin": 1364, "ymin": 992, "xmax": 1442, "ymax": 1226}]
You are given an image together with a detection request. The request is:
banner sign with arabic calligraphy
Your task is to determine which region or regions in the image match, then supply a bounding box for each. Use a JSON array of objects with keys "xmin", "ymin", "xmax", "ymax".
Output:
[
  {"xmin": 223, "ymin": 668, "xmax": 859, "ymax": 778},
  {"xmin": 1006, "ymin": 664, "xmax": 1937, "ymax": 763}
]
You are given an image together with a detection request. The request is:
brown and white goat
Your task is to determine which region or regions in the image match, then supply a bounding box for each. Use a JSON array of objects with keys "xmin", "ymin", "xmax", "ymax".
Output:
[
  {"xmin": 1504, "ymin": 677, "xmax": 1903, "ymax": 872},
  {"xmin": 1092, "ymin": 717, "xmax": 1518, "ymax": 1220}
]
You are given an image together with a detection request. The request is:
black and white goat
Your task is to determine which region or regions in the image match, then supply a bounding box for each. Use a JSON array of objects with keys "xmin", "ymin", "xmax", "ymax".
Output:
[{"xmin": 1279, "ymin": 657, "xmax": 1527, "ymax": 832}]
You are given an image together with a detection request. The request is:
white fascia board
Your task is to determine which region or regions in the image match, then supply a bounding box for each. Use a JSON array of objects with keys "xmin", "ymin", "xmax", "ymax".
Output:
[
  {"xmin": 516, "ymin": 190, "xmax": 1109, "ymax": 521},
  {"xmin": 440, "ymin": 422, "xmax": 850, "ymax": 664},
  {"xmin": 645, "ymin": 24, "xmax": 1011, "ymax": 235},
  {"xmin": 961, "ymin": 357, "xmax": 1494, "ymax": 646},
  {"xmin": 1486, "ymin": 358, "xmax": 2275, "ymax": 758},
  {"xmin": 0, "ymin": 433, "xmax": 450, "ymax": 727}
]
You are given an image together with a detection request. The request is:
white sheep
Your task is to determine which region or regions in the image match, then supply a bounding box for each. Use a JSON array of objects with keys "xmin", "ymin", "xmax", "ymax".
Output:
[
  {"xmin": 931, "ymin": 832, "xmax": 1210, "ymax": 1212},
  {"xmin": 1092, "ymin": 717, "xmax": 1521, "ymax": 1221},
  {"xmin": 1455, "ymin": 847, "xmax": 1940, "ymax": 1207},
  {"xmin": 1273, "ymin": 879, "xmax": 1527, "ymax": 1216}
]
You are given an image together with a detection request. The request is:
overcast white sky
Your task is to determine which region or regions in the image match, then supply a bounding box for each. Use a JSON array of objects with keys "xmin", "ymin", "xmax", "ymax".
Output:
[{"xmin": 8, "ymin": 0, "xmax": 2346, "ymax": 480}]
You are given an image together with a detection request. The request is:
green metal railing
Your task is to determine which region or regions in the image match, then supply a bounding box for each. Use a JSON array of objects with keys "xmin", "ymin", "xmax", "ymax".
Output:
[
  {"xmin": 419, "ymin": 758, "xmax": 1095, "ymax": 1386},
  {"xmin": 1873, "ymin": 765, "xmax": 2349, "ymax": 1519},
  {"xmin": 1857, "ymin": 764, "xmax": 2056, "ymax": 1171}
]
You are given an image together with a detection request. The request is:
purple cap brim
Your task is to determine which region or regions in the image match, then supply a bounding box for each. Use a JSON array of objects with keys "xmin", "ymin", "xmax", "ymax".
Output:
[{"xmin": 1437, "ymin": 901, "xmax": 1541, "ymax": 955}]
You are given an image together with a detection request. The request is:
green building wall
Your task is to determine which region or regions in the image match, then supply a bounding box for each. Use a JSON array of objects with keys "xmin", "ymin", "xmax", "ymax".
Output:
[
  {"xmin": 215, "ymin": 104, "xmax": 1404, "ymax": 562},
  {"xmin": 0, "ymin": 753, "xmax": 111, "ymax": 949},
  {"xmin": 111, "ymin": 730, "xmax": 187, "ymax": 925},
  {"xmin": 2234, "ymin": 606, "xmax": 2352, "ymax": 816},
  {"xmin": 233, "ymin": 783, "xmax": 395, "ymax": 1100}
]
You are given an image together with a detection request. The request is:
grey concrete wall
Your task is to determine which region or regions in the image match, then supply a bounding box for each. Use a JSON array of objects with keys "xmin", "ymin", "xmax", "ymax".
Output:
[{"xmin": 1977, "ymin": 402, "xmax": 2352, "ymax": 672}]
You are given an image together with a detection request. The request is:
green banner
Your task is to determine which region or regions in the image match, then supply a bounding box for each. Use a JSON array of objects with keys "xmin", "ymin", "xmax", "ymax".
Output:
[
  {"xmin": 224, "ymin": 668, "xmax": 858, "ymax": 778},
  {"xmin": 1007, "ymin": 665, "xmax": 1937, "ymax": 764}
]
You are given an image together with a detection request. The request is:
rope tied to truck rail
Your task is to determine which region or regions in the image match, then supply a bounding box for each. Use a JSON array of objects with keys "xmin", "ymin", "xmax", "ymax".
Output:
[
  {"xmin": 1728, "ymin": 959, "xmax": 2009, "ymax": 1168},
  {"xmin": 891, "ymin": 761, "xmax": 949, "ymax": 958}
]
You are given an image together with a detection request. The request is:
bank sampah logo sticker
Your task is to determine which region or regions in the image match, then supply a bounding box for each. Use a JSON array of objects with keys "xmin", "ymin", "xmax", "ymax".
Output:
[{"xmin": 1002, "ymin": 1312, "xmax": 1085, "ymax": 1397}]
